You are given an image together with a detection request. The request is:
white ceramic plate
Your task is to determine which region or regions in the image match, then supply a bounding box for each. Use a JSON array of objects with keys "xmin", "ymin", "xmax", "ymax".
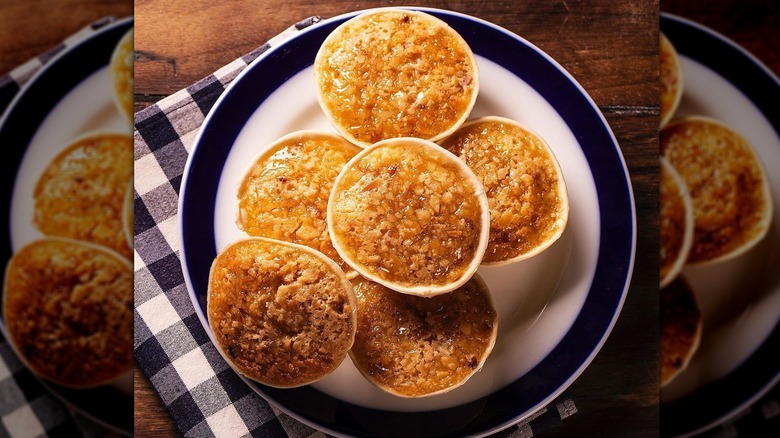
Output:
[
  {"xmin": 660, "ymin": 13, "xmax": 780, "ymax": 438},
  {"xmin": 181, "ymin": 8, "xmax": 635, "ymax": 437},
  {"xmin": 0, "ymin": 17, "xmax": 133, "ymax": 436}
]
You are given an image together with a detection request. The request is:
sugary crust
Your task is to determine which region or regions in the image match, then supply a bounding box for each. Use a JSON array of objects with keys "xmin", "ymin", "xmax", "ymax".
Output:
[
  {"xmin": 661, "ymin": 117, "xmax": 772, "ymax": 265},
  {"xmin": 33, "ymin": 132, "xmax": 133, "ymax": 259},
  {"xmin": 3, "ymin": 238, "xmax": 133, "ymax": 388},
  {"xmin": 207, "ymin": 238, "xmax": 356, "ymax": 388},
  {"xmin": 110, "ymin": 29, "xmax": 134, "ymax": 123},
  {"xmin": 349, "ymin": 275, "xmax": 497, "ymax": 397},
  {"xmin": 659, "ymin": 156, "xmax": 693, "ymax": 288},
  {"xmin": 660, "ymin": 276, "xmax": 702, "ymax": 387},
  {"xmin": 315, "ymin": 8, "xmax": 478, "ymax": 147},
  {"xmin": 237, "ymin": 131, "xmax": 361, "ymax": 278},
  {"xmin": 439, "ymin": 117, "xmax": 568, "ymax": 265},
  {"xmin": 659, "ymin": 32, "xmax": 682, "ymax": 128},
  {"xmin": 328, "ymin": 137, "xmax": 489, "ymax": 296}
]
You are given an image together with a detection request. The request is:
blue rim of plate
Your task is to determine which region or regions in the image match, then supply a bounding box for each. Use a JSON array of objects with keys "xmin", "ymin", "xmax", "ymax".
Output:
[
  {"xmin": 181, "ymin": 8, "xmax": 635, "ymax": 437},
  {"xmin": 0, "ymin": 17, "xmax": 134, "ymax": 436},
  {"xmin": 659, "ymin": 13, "xmax": 780, "ymax": 438}
]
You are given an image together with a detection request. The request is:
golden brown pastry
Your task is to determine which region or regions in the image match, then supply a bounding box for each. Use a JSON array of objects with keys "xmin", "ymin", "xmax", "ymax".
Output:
[
  {"xmin": 237, "ymin": 131, "xmax": 360, "ymax": 277},
  {"xmin": 110, "ymin": 29, "xmax": 134, "ymax": 124},
  {"xmin": 439, "ymin": 116, "xmax": 568, "ymax": 265},
  {"xmin": 207, "ymin": 238, "xmax": 356, "ymax": 388},
  {"xmin": 33, "ymin": 131, "xmax": 133, "ymax": 259},
  {"xmin": 660, "ymin": 276, "xmax": 702, "ymax": 387},
  {"xmin": 661, "ymin": 116, "xmax": 772, "ymax": 265},
  {"xmin": 659, "ymin": 156, "xmax": 693, "ymax": 287},
  {"xmin": 349, "ymin": 275, "xmax": 497, "ymax": 397},
  {"xmin": 314, "ymin": 8, "xmax": 478, "ymax": 147},
  {"xmin": 110, "ymin": 28, "xmax": 134, "ymax": 123},
  {"xmin": 3, "ymin": 238, "xmax": 133, "ymax": 387},
  {"xmin": 659, "ymin": 32, "xmax": 683, "ymax": 128},
  {"xmin": 328, "ymin": 137, "xmax": 489, "ymax": 296}
]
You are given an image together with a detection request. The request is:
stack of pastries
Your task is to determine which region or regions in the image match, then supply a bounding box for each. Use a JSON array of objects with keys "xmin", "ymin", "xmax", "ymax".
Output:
[
  {"xmin": 208, "ymin": 8, "xmax": 569, "ymax": 396},
  {"xmin": 3, "ymin": 29, "xmax": 135, "ymax": 389},
  {"xmin": 658, "ymin": 33, "xmax": 773, "ymax": 387}
]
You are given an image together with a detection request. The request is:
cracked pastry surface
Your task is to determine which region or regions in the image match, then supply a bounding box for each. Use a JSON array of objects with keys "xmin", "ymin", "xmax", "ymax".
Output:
[
  {"xmin": 328, "ymin": 137, "xmax": 488, "ymax": 296},
  {"xmin": 3, "ymin": 238, "xmax": 133, "ymax": 387},
  {"xmin": 440, "ymin": 117, "xmax": 568, "ymax": 265},
  {"xmin": 315, "ymin": 8, "xmax": 478, "ymax": 147},
  {"xmin": 207, "ymin": 238, "xmax": 356, "ymax": 388},
  {"xmin": 237, "ymin": 131, "xmax": 360, "ymax": 277},
  {"xmin": 349, "ymin": 275, "xmax": 497, "ymax": 397}
]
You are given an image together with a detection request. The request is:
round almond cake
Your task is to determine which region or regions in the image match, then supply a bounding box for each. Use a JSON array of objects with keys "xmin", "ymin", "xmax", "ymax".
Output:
[
  {"xmin": 659, "ymin": 156, "xmax": 693, "ymax": 288},
  {"xmin": 659, "ymin": 32, "xmax": 683, "ymax": 128},
  {"xmin": 314, "ymin": 8, "xmax": 479, "ymax": 147},
  {"xmin": 33, "ymin": 131, "xmax": 133, "ymax": 259},
  {"xmin": 3, "ymin": 238, "xmax": 133, "ymax": 387},
  {"xmin": 237, "ymin": 131, "xmax": 361, "ymax": 277},
  {"xmin": 661, "ymin": 117, "xmax": 772, "ymax": 265},
  {"xmin": 439, "ymin": 116, "xmax": 568, "ymax": 265},
  {"xmin": 328, "ymin": 137, "xmax": 489, "ymax": 296},
  {"xmin": 349, "ymin": 275, "xmax": 497, "ymax": 397},
  {"xmin": 110, "ymin": 28, "xmax": 134, "ymax": 123},
  {"xmin": 207, "ymin": 238, "xmax": 356, "ymax": 388},
  {"xmin": 660, "ymin": 276, "xmax": 702, "ymax": 387}
]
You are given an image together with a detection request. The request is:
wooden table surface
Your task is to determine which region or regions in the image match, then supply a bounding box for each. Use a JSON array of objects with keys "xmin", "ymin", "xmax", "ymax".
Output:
[
  {"xmin": 661, "ymin": 0, "xmax": 780, "ymax": 76},
  {"xmin": 0, "ymin": 0, "xmax": 133, "ymax": 75},
  {"xmin": 134, "ymin": 1, "xmax": 659, "ymax": 437}
]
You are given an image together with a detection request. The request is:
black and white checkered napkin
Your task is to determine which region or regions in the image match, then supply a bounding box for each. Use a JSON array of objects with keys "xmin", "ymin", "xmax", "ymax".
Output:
[
  {"xmin": 0, "ymin": 341, "xmax": 88, "ymax": 437},
  {"xmin": 133, "ymin": 15, "xmax": 578, "ymax": 438},
  {"xmin": 0, "ymin": 16, "xmax": 122, "ymax": 438}
]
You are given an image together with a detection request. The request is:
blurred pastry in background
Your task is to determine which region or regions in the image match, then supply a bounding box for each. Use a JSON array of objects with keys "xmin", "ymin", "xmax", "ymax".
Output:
[
  {"xmin": 110, "ymin": 28, "xmax": 134, "ymax": 124},
  {"xmin": 3, "ymin": 238, "xmax": 133, "ymax": 388},
  {"xmin": 660, "ymin": 275, "xmax": 702, "ymax": 387},
  {"xmin": 659, "ymin": 32, "xmax": 683, "ymax": 128},
  {"xmin": 122, "ymin": 178, "xmax": 133, "ymax": 251},
  {"xmin": 659, "ymin": 156, "xmax": 693, "ymax": 288},
  {"xmin": 661, "ymin": 116, "xmax": 772, "ymax": 266},
  {"xmin": 33, "ymin": 131, "xmax": 133, "ymax": 259}
]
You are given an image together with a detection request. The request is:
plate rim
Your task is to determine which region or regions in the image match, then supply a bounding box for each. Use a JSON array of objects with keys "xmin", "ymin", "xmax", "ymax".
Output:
[
  {"xmin": 0, "ymin": 15, "xmax": 134, "ymax": 437},
  {"xmin": 179, "ymin": 7, "xmax": 636, "ymax": 437},
  {"xmin": 659, "ymin": 11, "xmax": 780, "ymax": 437}
]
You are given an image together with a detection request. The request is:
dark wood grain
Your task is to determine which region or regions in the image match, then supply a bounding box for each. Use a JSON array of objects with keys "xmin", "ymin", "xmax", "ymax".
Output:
[
  {"xmin": 134, "ymin": 367, "xmax": 184, "ymax": 437},
  {"xmin": 135, "ymin": 0, "xmax": 659, "ymax": 107},
  {"xmin": 0, "ymin": 0, "xmax": 133, "ymax": 75},
  {"xmin": 133, "ymin": 0, "xmax": 659, "ymax": 437},
  {"xmin": 661, "ymin": 0, "xmax": 780, "ymax": 76}
]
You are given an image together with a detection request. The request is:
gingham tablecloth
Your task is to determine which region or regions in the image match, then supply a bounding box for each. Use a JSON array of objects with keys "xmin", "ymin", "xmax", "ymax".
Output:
[
  {"xmin": 0, "ymin": 341, "xmax": 85, "ymax": 437},
  {"xmin": 132, "ymin": 15, "xmax": 581, "ymax": 438}
]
